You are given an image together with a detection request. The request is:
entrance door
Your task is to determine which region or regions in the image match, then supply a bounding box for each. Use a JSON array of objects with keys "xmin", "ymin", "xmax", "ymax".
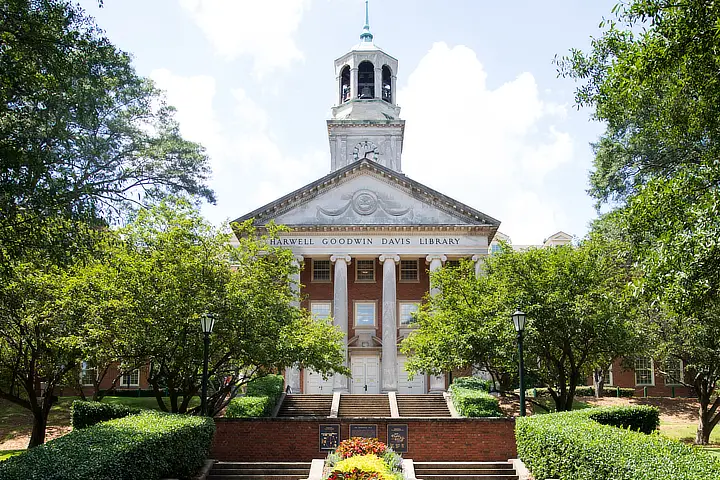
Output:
[
  {"xmin": 398, "ymin": 356, "xmax": 426, "ymax": 394},
  {"xmin": 351, "ymin": 356, "xmax": 380, "ymax": 394},
  {"xmin": 305, "ymin": 370, "xmax": 334, "ymax": 394}
]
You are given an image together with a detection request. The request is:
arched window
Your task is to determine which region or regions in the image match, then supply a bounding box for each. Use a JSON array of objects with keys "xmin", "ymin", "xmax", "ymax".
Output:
[
  {"xmin": 358, "ymin": 61, "xmax": 375, "ymax": 99},
  {"xmin": 340, "ymin": 65, "xmax": 351, "ymax": 103},
  {"xmin": 382, "ymin": 65, "xmax": 392, "ymax": 103}
]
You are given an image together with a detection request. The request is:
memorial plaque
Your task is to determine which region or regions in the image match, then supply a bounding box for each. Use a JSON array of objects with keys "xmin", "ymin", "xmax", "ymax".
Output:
[
  {"xmin": 319, "ymin": 424, "xmax": 340, "ymax": 451},
  {"xmin": 349, "ymin": 424, "xmax": 378, "ymax": 439},
  {"xmin": 387, "ymin": 424, "xmax": 408, "ymax": 453}
]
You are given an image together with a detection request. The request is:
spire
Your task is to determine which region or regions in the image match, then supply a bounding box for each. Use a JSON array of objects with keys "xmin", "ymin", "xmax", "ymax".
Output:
[{"xmin": 360, "ymin": 0, "xmax": 373, "ymax": 43}]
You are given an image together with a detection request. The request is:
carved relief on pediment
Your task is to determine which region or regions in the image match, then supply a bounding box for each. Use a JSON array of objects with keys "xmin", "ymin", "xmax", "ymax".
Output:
[{"xmin": 317, "ymin": 189, "xmax": 412, "ymax": 219}]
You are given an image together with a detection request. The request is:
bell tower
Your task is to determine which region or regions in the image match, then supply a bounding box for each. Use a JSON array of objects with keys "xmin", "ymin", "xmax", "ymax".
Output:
[{"xmin": 328, "ymin": 0, "xmax": 405, "ymax": 173}]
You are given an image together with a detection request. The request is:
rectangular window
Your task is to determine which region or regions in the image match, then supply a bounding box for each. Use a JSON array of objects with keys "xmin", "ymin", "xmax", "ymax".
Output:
[
  {"xmin": 355, "ymin": 259, "xmax": 375, "ymax": 282},
  {"xmin": 312, "ymin": 259, "xmax": 331, "ymax": 282},
  {"xmin": 80, "ymin": 362, "xmax": 96, "ymax": 386},
  {"xmin": 634, "ymin": 358, "xmax": 654, "ymax": 386},
  {"xmin": 399, "ymin": 302, "xmax": 420, "ymax": 326},
  {"xmin": 664, "ymin": 357, "xmax": 684, "ymax": 386},
  {"xmin": 602, "ymin": 366, "xmax": 613, "ymax": 386},
  {"xmin": 310, "ymin": 301, "xmax": 332, "ymax": 322},
  {"xmin": 120, "ymin": 369, "xmax": 140, "ymax": 387},
  {"xmin": 354, "ymin": 302, "xmax": 376, "ymax": 327},
  {"xmin": 400, "ymin": 260, "xmax": 419, "ymax": 282}
]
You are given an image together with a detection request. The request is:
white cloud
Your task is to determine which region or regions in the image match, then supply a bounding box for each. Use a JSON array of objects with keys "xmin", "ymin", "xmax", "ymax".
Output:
[
  {"xmin": 150, "ymin": 69, "xmax": 326, "ymax": 225},
  {"xmin": 399, "ymin": 42, "xmax": 575, "ymax": 245},
  {"xmin": 178, "ymin": 0, "xmax": 310, "ymax": 77}
]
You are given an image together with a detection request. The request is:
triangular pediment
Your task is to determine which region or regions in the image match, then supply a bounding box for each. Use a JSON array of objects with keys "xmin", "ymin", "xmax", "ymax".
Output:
[{"xmin": 234, "ymin": 160, "xmax": 500, "ymax": 230}]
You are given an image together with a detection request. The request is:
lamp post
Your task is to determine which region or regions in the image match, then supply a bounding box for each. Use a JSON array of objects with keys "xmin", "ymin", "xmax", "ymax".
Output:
[
  {"xmin": 200, "ymin": 313, "xmax": 216, "ymax": 416},
  {"xmin": 512, "ymin": 310, "xmax": 527, "ymax": 417}
]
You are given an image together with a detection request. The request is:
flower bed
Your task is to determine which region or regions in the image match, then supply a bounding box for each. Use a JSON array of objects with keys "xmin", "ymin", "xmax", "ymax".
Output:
[{"xmin": 325, "ymin": 438, "xmax": 403, "ymax": 480}]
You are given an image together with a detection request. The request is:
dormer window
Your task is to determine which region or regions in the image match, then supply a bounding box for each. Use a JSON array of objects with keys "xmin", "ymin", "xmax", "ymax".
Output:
[
  {"xmin": 358, "ymin": 61, "xmax": 375, "ymax": 99},
  {"xmin": 340, "ymin": 65, "xmax": 351, "ymax": 103},
  {"xmin": 382, "ymin": 65, "xmax": 392, "ymax": 103}
]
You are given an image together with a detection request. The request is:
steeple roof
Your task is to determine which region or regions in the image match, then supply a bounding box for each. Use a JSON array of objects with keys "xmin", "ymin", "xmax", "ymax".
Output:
[{"xmin": 359, "ymin": 0, "xmax": 373, "ymax": 43}]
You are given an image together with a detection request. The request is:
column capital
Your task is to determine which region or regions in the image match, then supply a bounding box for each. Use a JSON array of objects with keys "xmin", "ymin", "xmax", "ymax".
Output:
[
  {"xmin": 425, "ymin": 254, "xmax": 447, "ymax": 264},
  {"xmin": 471, "ymin": 254, "xmax": 484, "ymax": 262},
  {"xmin": 379, "ymin": 254, "xmax": 400, "ymax": 263},
  {"xmin": 293, "ymin": 254, "xmax": 305, "ymax": 264},
  {"xmin": 330, "ymin": 254, "xmax": 352, "ymax": 264}
]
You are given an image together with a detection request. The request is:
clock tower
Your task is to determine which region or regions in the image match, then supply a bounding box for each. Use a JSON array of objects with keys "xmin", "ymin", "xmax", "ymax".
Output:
[{"xmin": 328, "ymin": 1, "xmax": 405, "ymax": 173}]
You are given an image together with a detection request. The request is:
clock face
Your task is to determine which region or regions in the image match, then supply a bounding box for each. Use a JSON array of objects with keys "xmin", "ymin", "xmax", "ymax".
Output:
[{"xmin": 352, "ymin": 140, "xmax": 379, "ymax": 161}]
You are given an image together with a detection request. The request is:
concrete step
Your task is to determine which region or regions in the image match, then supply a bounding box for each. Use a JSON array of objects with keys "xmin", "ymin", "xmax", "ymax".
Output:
[
  {"xmin": 417, "ymin": 476, "xmax": 518, "ymax": 480},
  {"xmin": 208, "ymin": 462, "xmax": 311, "ymax": 480},
  {"xmin": 414, "ymin": 462, "xmax": 514, "ymax": 469},
  {"xmin": 416, "ymin": 469, "xmax": 516, "ymax": 475},
  {"xmin": 212, "ymin": 462, "xmax": 311, "ymax": 470},
  {"xmin": 207, "ymin": 476, "xmax": 309, "ymax": 480}
]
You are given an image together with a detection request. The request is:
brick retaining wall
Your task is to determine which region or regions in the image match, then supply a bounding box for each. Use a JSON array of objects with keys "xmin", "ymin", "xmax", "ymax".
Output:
[{"xmin": 212, "ymin": 417, "xmax": 517, "ymax": 461}]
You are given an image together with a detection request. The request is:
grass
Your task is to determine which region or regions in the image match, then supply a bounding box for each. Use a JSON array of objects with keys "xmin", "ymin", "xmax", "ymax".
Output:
[
  {"xmin": 660, "ymin": 422, "xmax": 720, "ymax": 444},
  {"xmin": 0, "ymin": 450, "xmax": 23, "ymax": 462},
  {"xmin": 705, "ymin": 447, "xmax": 720, "ymax": 459}
]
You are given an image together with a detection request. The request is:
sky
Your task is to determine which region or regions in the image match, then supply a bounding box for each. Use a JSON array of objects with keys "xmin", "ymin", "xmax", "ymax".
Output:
[{"xmin": 77, "ymin": 0, "xmax": 616, "ymax": 245}]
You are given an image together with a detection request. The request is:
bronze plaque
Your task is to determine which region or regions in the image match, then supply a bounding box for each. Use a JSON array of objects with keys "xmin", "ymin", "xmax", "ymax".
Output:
[
  {"xmin": 349, "ymin": 424, "xmax": 378, "ymax": 439},
  {"xmin": 387, "ymin": 424, "xmax": 408, "ymax": 453},
  {"xmin": 319, "ymin": 424, "xmax": 340, "ymax": 451}
]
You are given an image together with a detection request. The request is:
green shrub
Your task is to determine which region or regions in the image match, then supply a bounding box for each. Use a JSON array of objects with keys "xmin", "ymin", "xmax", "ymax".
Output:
[
  {"xmin": 449, "ymin": 386, "xmax": 502, "ymax": 417},
  {"xmin": 225, "ymin": 396, "xmax": 273, "ymax": 418},
  {"xmin": 587, "ymin": 405, "xmax": 659, "ymax": 434},
  {"xmin": 451, "ymin": 376, "xmax": 492, "ymax": 392},
  {"xmin": 246, "ymin": 374, "xmax": 284, "ymax": 399},
  {"xmin": 529, "ymin": 386, "xmax": 634, "ymax": 398},
  {"xmin": 0, "ymin": 411, "xmax": 215, "ymax": 480},
  {"xmin": 516, "ymin": 407, "xmax": 720, "ymax": 480},
  {"xmin": 71, "ymin": 400, "xmax": 141, "ymax": 429}
]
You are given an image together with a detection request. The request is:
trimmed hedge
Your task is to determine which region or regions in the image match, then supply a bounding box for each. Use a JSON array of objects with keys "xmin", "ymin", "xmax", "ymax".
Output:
[
  {"xmin": 225, "ymin": 396, "xmax": 274, "ymax": 418},
  {"xmin": 516, "ymin": 407, "xmax": 720, "ymax": 480},
  {"xmin": 449, "ymin": 386, "xmax": 503, "ymax": 417},
  {"xmin": 0, "ymin": 410, "xmax": 215, "ymax": 480},
  {"xmin": 451, "ymin": 376, "xmax": 492, "ymax": 392},
  {"xmin": 71, "ymin": 400, "xmax": 141, "ymax": 429},
  {"xmin": 586, "ymin": 405, "xmax": 659, "ymax": 434},
  {"xmin": 225, "ymin": 374, "xmax": 285, "ymax": 418},
  {"xmin": 529, "ymin": 386, "xmax": 634, "ymax": 398}
]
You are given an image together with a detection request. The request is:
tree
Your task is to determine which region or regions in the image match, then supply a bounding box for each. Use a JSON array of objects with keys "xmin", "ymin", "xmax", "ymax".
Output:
[
  {"xmin": 403, "ymin": 242, "xmax": 639, "ymax": 412},
  {"xmin": 0, "ymin": 0, "xmax": 214, "ymax": 446},
  {"xmin": 560, "ymin": 0, "xmax": 720, "ymax": 444},
  {"xmin": 81, "ymin": 200, "xmax": 349, "ymax": 415}
]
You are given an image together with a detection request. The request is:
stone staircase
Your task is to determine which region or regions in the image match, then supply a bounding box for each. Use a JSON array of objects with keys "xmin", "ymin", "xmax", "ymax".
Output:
[
  {"xmin": 413, "ymin": 461, "xmax": 518, "ymax": 480},
  {"xmin": 207, "ymin": 462, "xmax": 311, "ymax": 480},
  {"xmin": 277, "ymin": 394, "xmax": 332, "ymax": 417},
  {"xmin": 338, "ymin": 394, "xmax": 391, "ymax": 417},
  {"xmin": 396, "ymin": 394, "xmax": 452, "ymax": 417}
]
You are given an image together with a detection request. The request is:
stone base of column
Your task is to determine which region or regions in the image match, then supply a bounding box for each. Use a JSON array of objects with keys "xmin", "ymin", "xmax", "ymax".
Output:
[{"xmin": 429, "ymin": 374, "xmax": 446, "ymax": 393}]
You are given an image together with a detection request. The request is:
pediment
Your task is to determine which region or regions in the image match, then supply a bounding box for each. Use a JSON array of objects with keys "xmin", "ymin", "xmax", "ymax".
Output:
[{"xmin": 234, "ymin": 160, "xmax": 500, "ymax": 229}]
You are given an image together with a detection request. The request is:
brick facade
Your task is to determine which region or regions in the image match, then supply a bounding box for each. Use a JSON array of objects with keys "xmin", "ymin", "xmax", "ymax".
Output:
[
  {"xmin": 212, "ymin": 417, "xmax": 517, "ymax": 462},
  {"xmin": 599, "ymin": 358, "xmax": 694, "ymax": 398}
]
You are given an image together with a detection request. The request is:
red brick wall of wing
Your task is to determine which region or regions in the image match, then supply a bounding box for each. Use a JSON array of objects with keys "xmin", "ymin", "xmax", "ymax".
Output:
[{"xmin": 212, "ymin": 418, "xmax": 517, "ymax": 462}]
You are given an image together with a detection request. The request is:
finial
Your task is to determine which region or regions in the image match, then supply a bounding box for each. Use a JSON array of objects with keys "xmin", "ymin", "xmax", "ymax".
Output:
[{"xmin": 360, "ymin": 0, "xmax": 373, "ymax": 42}]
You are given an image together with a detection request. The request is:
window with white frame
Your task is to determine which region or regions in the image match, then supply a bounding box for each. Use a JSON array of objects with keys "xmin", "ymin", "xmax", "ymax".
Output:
[
  {"xmin": 120, "ymin": 369, "xmax": 140, "ymax": 387},
  {"xmin": 312, "ymin": 259, "xmax": 331, "ymax": 282},
  {"xmin": 355, "ymin": 259, "xmax": 375, "ymax": 282},
  {"xmin": 634, "ymin": 358, "xmax": 654, "ymax": 386},
  {"xmin": 80, "ymin": 362, "xmax": 96, "ymax": 386},
  {"xmin": 602, "ymin": 365, "xmax": 614, "ymax": 386},
  {"xmin": 399, "ymin": 302, "xmax": 420, "ymax": 326},
  {"xmin": 354, "ymin": 302, "xmax": 376, "ymax": 326},
  {"xmin": 310, "ymin": 301, "xmax": 332, "ymax": 322},
  {"xmin": 490, "ymin": 243, "xmax": 503, "ymax": 255},
  {"xmin": 400, "ymin": 260, "xmax": 419, "ymax": 282},
  {"xmin": 664, "ymin": 357, "xmax": 684, "ymax": 385}
]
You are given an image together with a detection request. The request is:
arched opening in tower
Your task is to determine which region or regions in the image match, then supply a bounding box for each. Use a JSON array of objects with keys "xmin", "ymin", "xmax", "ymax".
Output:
[
  {"xmin": 358, "ymin": 61, "xmax": 375, "ymax": 99},
  {"xmin": 340, "ymin": 65, "xmax": 351, "ymax": 103},
  {"xmin": 382, "ymin": 65, "xmax": 392, "ymax": 103}
]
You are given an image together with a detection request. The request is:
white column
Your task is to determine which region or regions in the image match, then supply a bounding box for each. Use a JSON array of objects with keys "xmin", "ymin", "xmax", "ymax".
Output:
[
  {"xmin": 374, "ymin": 67, "xmax": 382, "ymax": 99},
  {"xmin": 350, "ymin": 68, "xmax": 358, "ymax": 100},
  {"xmin": 379, "ymin": 254, "xmax": 400, "ymax": 392},
  {"xmin": 391, "ymin": 75, "xmax": 397, "ymax": 105},
  {"xmin": 285, "ymin": 255, "xmax": 303, "ymax": 393},
  {"xmin": 331, "ymin": 254, "xmax": 351, "ymax": 392},
  {"xmin": 471, "ymin": 254, "xmax": 485, "ymax": 278},
  {"xmin": 426, "ymin": 254, "xmax": 448, "ymax": 393}
]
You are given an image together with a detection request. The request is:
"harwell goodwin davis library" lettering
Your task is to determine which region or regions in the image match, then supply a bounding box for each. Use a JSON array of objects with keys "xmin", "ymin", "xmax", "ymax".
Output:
[{"xmin": 267, "ymin": 237, "xmax": 463, "ymax": 246}]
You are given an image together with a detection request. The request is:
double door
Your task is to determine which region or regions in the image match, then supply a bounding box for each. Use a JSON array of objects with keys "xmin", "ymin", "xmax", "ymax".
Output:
[
  {"xmin": 351, "ymin": 356, "xmax": 380, "ymax": 394},
  {"xmin": 305, "ymin": 370, "xmax": 334, "ymax": 394}
]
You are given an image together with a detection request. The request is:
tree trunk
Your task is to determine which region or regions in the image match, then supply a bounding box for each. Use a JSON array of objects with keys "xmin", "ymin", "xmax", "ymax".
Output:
[
  {"xmin": 150, "ymin": 380, "xmax": 168, "ymax": 412},
  {"xmin": 593, "ymin": 368, "xmax": 605, "ymax": 398},
  {"xmin": 694, "ymin": 380, "xmax": 720, "ymax": 445},
  {"xmin": 696, "ymin": 416, "xmax": 711, "ymax": 445},
  {"xmin": 28, "ymin": 396, "xmax": 52, "ymax": 448}
]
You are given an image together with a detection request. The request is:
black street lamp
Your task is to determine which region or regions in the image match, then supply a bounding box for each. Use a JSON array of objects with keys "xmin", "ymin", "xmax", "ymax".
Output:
[
  {"xmin": 512, "ymin": 310, "xmax": 527, "ymax": 417},
  {"xmin": 200, "ymin": 313, "xmax": 216, "ymax": 416}
]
